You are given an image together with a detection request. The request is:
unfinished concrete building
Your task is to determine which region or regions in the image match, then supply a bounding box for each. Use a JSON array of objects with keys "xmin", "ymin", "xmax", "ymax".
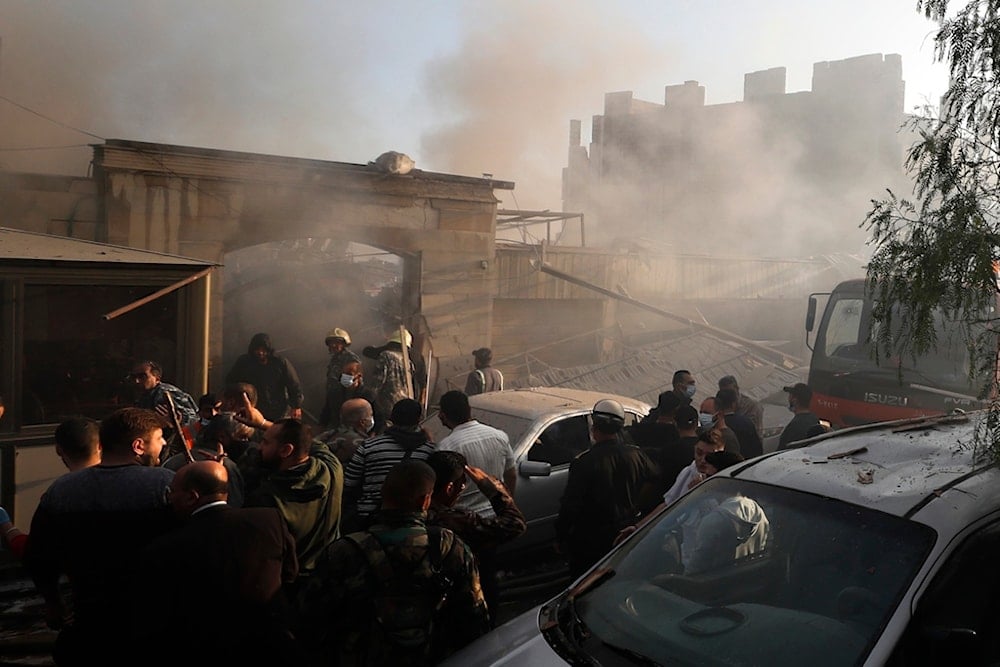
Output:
[{"xmin": 563, "ymin": 53, "xmax": 911, "ymax": 257}]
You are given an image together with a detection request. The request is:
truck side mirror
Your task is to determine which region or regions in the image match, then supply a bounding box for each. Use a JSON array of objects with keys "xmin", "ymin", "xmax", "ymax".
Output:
[
  {"xmin": 806, "ymin": 296, "xmax": 818, "ymax": 333},
  {"xmin": 519, "ymin": 460, "xmax": 552, "ymax": 477}
]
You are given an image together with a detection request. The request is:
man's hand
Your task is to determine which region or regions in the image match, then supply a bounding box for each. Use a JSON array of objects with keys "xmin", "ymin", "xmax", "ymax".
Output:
[
  {"xmin": 465, "ymin": 465, "xmax": 501, "ymax": 496},
  {"xmin": 234, "ymin": 392, "xmax": 267, "ymax": 429}
]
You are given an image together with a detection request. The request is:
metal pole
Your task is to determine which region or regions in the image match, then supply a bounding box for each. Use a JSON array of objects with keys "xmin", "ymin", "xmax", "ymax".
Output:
[{"xmin": 102, "ymin": 267, "xmax": 214, "ymax": 321}]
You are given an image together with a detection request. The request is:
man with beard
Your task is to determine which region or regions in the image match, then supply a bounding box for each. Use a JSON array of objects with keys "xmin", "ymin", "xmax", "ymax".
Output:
[
  {"xmin": 243, "ymin": 418, "xmax": 343, "ymax": 580},
  {"xmin": 25, "ymin": 408, "xmax": 177, "ymax": 666},
  {"xmin": 226, "ymin": 332, "xmax": 304, "ymax": 422}
]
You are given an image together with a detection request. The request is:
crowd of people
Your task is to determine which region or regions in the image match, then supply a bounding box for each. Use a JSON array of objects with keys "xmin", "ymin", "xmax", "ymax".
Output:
[{"xmin": 0, "ymin": 330, "xmax": 826, "ymax": 666}]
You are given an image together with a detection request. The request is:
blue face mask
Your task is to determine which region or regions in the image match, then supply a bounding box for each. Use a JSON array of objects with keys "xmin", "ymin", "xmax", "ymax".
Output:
[
  {"xmin": 340, "ymin": 373, "xmax": 355, "ymax": 388},
  {"xmin": 699, "ymin": 413, "xmax": 714, "ymax": 429},
  {"xmin": 685, "ymin": 384, "xmax": 697, "ymax": 399}
]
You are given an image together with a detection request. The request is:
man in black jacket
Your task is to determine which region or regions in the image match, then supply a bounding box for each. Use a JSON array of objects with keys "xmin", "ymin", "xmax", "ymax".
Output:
[
  {"xmin": 226, "ymin": 332, "xmax": 304, "ymax": 422},
  {"xmin": 555, "ymin": 399, "xmax": 658, "ymax": 578}
]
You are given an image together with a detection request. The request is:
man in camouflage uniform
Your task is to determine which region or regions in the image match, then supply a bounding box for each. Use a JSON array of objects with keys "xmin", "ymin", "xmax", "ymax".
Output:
[
  {"xmin": 320, "ymin": 328, "xmax": 361, "ymax": 429},
  {"xmin": 316, "ymin": 397, "xmax": 376, "ymax": 465},
  {"xmin": 302, "ymin": 460, "xmax": 489, "ymax": 666},
  {"xmin": 426, "ymin": 450, "xmax": 527, "ymax": 627},
  {"xmin": 131, "ymin": 360, "xmax": 198, "ymax": 424}
]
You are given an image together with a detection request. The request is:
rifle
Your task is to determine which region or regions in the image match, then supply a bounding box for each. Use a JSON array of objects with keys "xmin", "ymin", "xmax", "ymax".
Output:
[{"xmin": 164, "ymin": 390, "xmax": 195, "ymax": 463}]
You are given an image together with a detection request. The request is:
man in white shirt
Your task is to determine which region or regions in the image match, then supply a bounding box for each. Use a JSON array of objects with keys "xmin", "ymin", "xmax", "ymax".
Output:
[
  {"xmin": 662, "ymin": 430, "xmax": 725, "ymax": 506},
  {"xmin": 436, "ymin": 390, "xmax": 517, "ymax": 515}
]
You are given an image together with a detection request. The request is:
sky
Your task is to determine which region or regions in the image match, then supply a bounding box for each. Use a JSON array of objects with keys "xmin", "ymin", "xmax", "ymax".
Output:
[{"xmin": 0, "ymin": 1, "xmax": 948, "ymax": 210}]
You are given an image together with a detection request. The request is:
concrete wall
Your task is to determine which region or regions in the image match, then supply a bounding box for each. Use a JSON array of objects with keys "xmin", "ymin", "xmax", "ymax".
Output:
[{"xmin": 91, "ymin": 140, "xmax": 509, "ymax": 396}]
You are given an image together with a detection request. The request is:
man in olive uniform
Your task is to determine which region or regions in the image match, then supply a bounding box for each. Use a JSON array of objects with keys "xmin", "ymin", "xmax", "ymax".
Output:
[
  {"xmin": 301, "ymin": 460, "xmax": 489, "ymax": 665},
  {"xmin": 555, "ymin": 399, "xmax": 658, "ymax": 578}
]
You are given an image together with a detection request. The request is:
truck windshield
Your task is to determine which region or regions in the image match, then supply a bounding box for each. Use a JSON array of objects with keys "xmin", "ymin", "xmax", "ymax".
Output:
[{"xmin": 546, "ymin": 478, "xmax": 934, "ymax": 666}]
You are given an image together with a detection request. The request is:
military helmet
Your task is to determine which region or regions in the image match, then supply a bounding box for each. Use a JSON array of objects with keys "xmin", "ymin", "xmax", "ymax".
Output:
[
  {"xmin": 387, "ymin": 328, "xmax": 413, "ymax": 347},
  {"xmin": 325, "ymin": 327, "xmax": 351, "ymax": 345},
  {"xmin": 592, "ymin": 399, "xmax": 625, "ymax": 431}
]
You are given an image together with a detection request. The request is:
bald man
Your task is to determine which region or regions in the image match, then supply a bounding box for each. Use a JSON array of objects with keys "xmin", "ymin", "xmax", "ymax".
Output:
[
  {"xmin": 139, "ymin": 461, "xmax": 303, "ymax": 665},
  {"xmin": 318, "ymin": 397, "xmax": 377, "ymax": 465}
]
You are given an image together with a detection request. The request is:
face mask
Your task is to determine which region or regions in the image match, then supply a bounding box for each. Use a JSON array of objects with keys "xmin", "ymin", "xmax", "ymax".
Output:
[
  {"xmin": 685, "ymin": 385, "xmax": 697, "ymax": 399},
  {"xmin": 699, "ymin": 413, "xmax": 714, "ymax": 429},
  {"xmin": 340, "ymin": 373, "xmax": 355, "ymax": 388}
]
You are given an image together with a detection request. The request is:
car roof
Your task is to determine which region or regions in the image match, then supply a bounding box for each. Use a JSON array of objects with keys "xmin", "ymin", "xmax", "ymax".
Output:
[
  {"xmin": 467, "ymin": 387, "xmax": 651, "ymax": 421},
  {"xmin": 728, "ymin": 412, "xmax": 1000, "ymax": 529}
]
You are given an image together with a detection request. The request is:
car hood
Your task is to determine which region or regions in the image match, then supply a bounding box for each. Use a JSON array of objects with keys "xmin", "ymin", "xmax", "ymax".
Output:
[{"xmin": 440, "ymin": 605, "xmax": 561, "ymax": 666}]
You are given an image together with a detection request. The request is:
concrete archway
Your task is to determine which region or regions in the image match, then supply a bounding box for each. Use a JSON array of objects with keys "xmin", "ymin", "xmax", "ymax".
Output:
[{"xmin": 93, "ymin": 139, "xmax": 514, "ymax": 396}]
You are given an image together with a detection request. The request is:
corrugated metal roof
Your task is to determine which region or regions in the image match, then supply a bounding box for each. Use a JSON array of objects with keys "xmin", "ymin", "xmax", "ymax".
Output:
[
  {"xmin": 0, "ymin": 227, "xmax": 217, "ymax": 266},
  {"xmin": 509, "ymin": 332, "xmax": 803, "ymax": 410}
]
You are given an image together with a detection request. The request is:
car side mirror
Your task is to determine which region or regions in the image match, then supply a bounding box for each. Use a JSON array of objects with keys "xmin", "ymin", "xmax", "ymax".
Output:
[{"xmin": 520, "ymin": 460, "xmax": 552, "ymax": 477}]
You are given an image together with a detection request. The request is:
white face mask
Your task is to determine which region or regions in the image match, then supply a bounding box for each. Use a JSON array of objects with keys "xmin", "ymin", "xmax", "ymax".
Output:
[
  {"xmin": 340, "ymin": 373, "xmax": 355, "ymax": 388},
  {"xmin": 699, "ymin": 413, "xmax": 714, "ymax": 429},
  {"xmin": 685, "ymin": 385, "xmax": 697, "ymax": 399}
]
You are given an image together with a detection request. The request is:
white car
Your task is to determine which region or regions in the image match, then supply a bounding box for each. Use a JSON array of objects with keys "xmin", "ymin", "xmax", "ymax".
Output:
[
  {"xmin": 444, "ymin": 411, "xmax": 1000, "ymax": 665},
  {"xmin": 422, "ymin": 387, "xmax": 651, "ymax": 561}
]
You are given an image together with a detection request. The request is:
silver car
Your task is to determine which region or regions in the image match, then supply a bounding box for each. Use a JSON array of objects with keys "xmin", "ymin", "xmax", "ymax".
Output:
[
  {"xmin": 422, "ymin": 387, "xmax": 651, "ymax": 560},
  {"xmin": 444, "ymin": 411, "xmax": 1000, "ymax": 665}
]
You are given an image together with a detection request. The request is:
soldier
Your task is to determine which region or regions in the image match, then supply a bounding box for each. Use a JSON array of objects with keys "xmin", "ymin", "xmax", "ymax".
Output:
[
  {"xmin": 426, "ymin": 450, "xmax": 527, "ymax": 627},
  {"xmin": 320, "ymin": 327, "xmax": 361, "ymax": 429},
  {"xmin": 301, "ymin": 460, "xmax": 489, "ymax": 665},
  {"xmin": 555, "ymin": 399, "xmax": 658, "ymax": 578}
]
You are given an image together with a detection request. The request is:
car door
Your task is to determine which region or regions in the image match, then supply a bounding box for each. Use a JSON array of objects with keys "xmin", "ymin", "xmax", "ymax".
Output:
[
  {"xmin": 503, "ymin": 408, "xmax": 643, "ymax": 559},
  {"xmin": 886, "ymin": 520, "xmax": 1000, "ymax": 666}
]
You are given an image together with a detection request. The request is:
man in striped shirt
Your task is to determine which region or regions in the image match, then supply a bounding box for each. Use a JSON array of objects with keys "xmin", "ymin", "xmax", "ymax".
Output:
[
  {"xmin": 342, "ymin": 398, "xmax": 435, "ymax": 531},
  {"xmin": 435, "ymin": 390, "xmax": 516, "ymax": 516}
]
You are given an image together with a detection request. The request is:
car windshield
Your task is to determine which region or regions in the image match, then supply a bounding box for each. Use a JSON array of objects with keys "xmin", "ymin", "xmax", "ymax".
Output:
[{"xmin": 552, "ymin": 478, "xmax": 935, "ymax": 666}]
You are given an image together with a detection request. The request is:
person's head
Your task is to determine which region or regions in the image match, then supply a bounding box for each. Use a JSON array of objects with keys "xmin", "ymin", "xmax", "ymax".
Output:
[
  {"xmin": 672, "ymin": 370, "xmax": 696, "ymax": 399},
  {"xmin": 703, "ymin": 450, "xmax": 745, "ymax": 476},
  {"xmin": 694, "ymin": 429, "xmax": 725, "ymax": 474},
  {"xmin": 718, "ymin": 375, "xmax": 740, "ymax": 396},
  {"xmin": 0, "ymin": 394, "xmax": 6, "ymax": 422},
  {"xmin": 656, "ymin": 391, "xmax": 682, "ymax": 422},
  {"xmin": 426, "ymin": 450, "xmax": 468, "ymax": 507},
  {"xmin": 259, "ymin": 418, "xmax": 312, "ymax": 470},
  {"xmin": 380, "ymin": 459, "xmax": 436, "ymax": 512},
  {"xmin": 198, "ymin": 393, "xmax": 221, "ymax": 422},
  {"xmin": 248, "ymin": 333, "xmax": 273, "ymax": 364},
  {"xmin": 438, "ymin": 390, "xmax": 472, "ymax": 429},
  {"xmin": 341, "ymin": 398, "xmax": 375, "ymax": 434},
  {"xmin": 390, "ymin": 398, "xmax": 423, "ymax": 430},
  {"xmin": 472, "ymin": 348, "xmax": 493, "ymax": 369},
  {"xmin": 698, "ymin": 397, "xmax": 717, "ymax": 430},
  {"xmin": 386, "ymin": 327, "xmax": 412, "ymax": 348},
  {"xmin": 100, "ymin": 407, "xmax": 167, "ymax": 466},
  {"xmin": 715, "ymin": 387, "xmax": 739, "ymax": 412},
  {"xmin": 130, "ymin": 360, "xmax": 162, "ymax": 392},
  {"xmin": 54, "ymin": 417, "xmax": 101, "ymax": 471},
  {"xmin": 339, "ymin": 359, "xmax": 363, "ymax": 389},
  {"xmin": 784, "ymin": 383, "xmax": 813, "ymax": 411},
  {"xmin": 325, "ymin": 327, "xmax": 351, "ymax": 354},
  {"xmin": 198, "ymin": 413, "xmax": 246, "ymax": 454},
  {"xmin": 221, "ymin": 383, "xmax": 257, "ymax": 412},
  {"xmin": 676, "ymin": 405, "xmax": 699, "ymax": 434},
  {"xmin": 168, "ymin": 460, "xmax": 229, "ymax": 516},
  {"xmin": 591, "ymin": 399, "xmax": 625, "ymax": 437}
]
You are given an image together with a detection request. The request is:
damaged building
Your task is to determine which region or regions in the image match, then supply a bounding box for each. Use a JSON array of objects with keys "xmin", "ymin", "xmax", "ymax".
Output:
[{"xmin": 562, "ymin": 53, "xmax": 911, "ymax": 256}]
